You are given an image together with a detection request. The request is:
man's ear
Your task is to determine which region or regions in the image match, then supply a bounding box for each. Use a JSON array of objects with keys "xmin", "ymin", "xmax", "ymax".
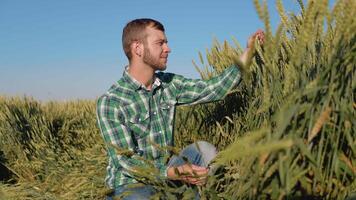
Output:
[{"xmin": 133, "ymin": 41, "xmax": 143, "ymax": 57}]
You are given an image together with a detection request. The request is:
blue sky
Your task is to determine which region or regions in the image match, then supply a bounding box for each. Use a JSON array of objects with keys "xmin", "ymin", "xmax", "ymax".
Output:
[{"xmin": 0, "ymin": 0, "xmax": 309, "ymax": 101}]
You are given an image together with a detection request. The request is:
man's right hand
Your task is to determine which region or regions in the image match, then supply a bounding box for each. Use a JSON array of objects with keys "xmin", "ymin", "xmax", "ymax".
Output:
[{"xmin": 167, "ymin": 164, "xmax": 209, "ymax": 186}]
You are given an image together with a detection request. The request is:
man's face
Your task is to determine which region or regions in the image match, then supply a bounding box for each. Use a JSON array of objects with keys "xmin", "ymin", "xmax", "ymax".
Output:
[{"xmin": 142, "ymin": 26, "xmax": 171, "ymax": 71}]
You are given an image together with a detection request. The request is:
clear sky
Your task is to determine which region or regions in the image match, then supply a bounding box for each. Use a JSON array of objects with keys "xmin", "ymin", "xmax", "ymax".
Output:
[{"xmin": 0, "ymin": 0, "xmax": 315, "ymax": 101}]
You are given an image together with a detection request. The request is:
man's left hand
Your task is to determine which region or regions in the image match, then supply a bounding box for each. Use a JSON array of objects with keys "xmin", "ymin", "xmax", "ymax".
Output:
[
  {"xmin": 239, "ymin": 29, "xmax": 265, "ymax": 67},
  {"xmin": 246, "ymin": 29, "xmax": 265, "ymax": 49}
]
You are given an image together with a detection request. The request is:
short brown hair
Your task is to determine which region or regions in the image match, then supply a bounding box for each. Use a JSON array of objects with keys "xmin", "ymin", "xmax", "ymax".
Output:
[{"xmin": 122, "ymin": 18, "xmax": 165, "ymax": 59}]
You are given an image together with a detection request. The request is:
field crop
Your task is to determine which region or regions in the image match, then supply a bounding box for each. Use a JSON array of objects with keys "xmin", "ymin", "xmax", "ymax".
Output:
[{"xmin": 0, "ymin": 0, "xmax": 355, "ymax": 199}]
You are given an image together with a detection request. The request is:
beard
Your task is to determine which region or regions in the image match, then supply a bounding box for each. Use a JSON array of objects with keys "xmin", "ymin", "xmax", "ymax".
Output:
[{"xmin": 143, "ymin": 48, "xmax": 167, "ymax": 71}]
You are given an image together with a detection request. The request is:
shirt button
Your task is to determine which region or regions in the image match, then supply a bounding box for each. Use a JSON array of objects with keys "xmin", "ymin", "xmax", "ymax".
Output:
[
  {"xmin": 153, "ymin": 112, "xmax": 157, "ymax": 115},
  {"xmin": 134, "ymin": 147, "xmax": 143, "ymax": 156}
]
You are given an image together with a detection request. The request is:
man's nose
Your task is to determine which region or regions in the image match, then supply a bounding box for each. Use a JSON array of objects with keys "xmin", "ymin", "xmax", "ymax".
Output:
[{"xmin": 165, "ymin": 44, "xmax": 171, "ymax": 53}]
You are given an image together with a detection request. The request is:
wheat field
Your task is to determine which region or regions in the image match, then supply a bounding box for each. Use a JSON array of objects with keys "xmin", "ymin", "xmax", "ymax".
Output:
[{"xmin": 1, "ymin": 0, "xmax": 355, "ymax": 199}]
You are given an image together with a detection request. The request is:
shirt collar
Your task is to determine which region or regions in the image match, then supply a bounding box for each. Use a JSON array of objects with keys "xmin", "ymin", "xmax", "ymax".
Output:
[{"xmin": 122, "ymin": 66, "xmax": 161, "ymax": 91}]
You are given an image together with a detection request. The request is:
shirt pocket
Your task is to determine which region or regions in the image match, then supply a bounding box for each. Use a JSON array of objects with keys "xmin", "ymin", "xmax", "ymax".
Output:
[
  {"xmin": 128, "ymin": 112, "xmax": 150, "ymax": 139},
  {"xmin": 160, "ymin": 101, "xmax": 176, "ymax": 118},
  {"xmin": 160, "ymin": 100, "xmax": 176, "ymax": 126},
  {"xmin": 160, "ymin": 100, "xmax": 176, "ymax": 111}
]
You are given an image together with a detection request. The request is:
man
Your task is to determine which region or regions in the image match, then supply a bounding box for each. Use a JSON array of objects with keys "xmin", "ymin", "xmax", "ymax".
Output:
[{"xmin": 96, "ymin": 18, "xmax": 264, "ymax": 199}]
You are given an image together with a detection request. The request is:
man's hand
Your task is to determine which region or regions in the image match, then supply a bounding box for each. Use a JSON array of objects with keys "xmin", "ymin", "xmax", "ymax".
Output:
[
  {"xmin": 239, "ymin": 29, "xmax": 265, "ymax": 67},
  {"xmin": 167, "ymin": 164, "xmax": 209, "ymax": 186},
  {"xmin": 246, "ymin": 29, "xmax": 265, "ymax": 49}
]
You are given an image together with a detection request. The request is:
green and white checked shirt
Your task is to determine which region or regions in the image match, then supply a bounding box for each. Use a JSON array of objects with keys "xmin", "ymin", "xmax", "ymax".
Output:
[{"xmin": 96, "ymin": 65, "xmax": 241, "ymax": 188}]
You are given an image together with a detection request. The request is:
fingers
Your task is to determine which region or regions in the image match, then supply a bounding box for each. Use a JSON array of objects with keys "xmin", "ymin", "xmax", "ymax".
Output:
[
  {"xmin": 178, "ymin": 164, "xmax": 208, "ymax": 175},
  {"xmin": 182, "ymin": 173, "xmax": 207, "ymax": 185},
  {"xmin": 246, "ymin": 29, "xmax": 264, "ymax": 49},
  {"xmin": 178, "ymin": 164, "xmax": 209, "ymax": 185},
  {"xmin": 252, "ymin": 31, "xmax": 264, "ymax": 42},
  {"xmin": 191, "ymin": 165, "xmax": 209, "ymax": 174},
  {"xmin": 185, "ymin": 176, "xmax": 207, "ymax": 186},
  {"xmin": 255, "ymin": 29, "xmax": 265, "ymax": 45},
  {"xmin": 167, "ymin": 164, "xmax": 208, "ymax": 185}
]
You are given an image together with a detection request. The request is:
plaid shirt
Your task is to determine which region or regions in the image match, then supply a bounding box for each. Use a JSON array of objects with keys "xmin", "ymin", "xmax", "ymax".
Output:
[{"xmin": 96, "ymin": 66, "xmax": 241, "ymax": 188}]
